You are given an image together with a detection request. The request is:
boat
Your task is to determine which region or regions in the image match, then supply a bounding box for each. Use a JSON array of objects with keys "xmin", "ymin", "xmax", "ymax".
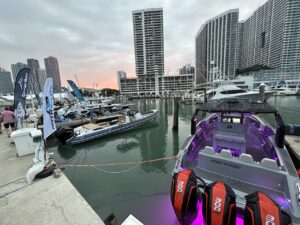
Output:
[
  {"xmin": 56, "ymin": 109, "xmax": 159, "ymax": 144},
  {"xmin": 171, "ymin": 99, "xmax": 300, "ymax": 223},
  {"xmin": 182, "ymin": 91, "xmax": 204, "ymax": 103},
  {"xmin": 207, "ymin": 84, "xmax": 274, "ymax": 101},
  {"xmin": 273, "ymin": 86, "xmax": 297, "ymax": 96}
]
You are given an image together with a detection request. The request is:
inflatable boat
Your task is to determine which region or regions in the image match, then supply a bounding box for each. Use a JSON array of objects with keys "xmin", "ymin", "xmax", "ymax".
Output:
[{"xmin": 56, "ymin": 109, "xmax": 158, "ymax": 144}]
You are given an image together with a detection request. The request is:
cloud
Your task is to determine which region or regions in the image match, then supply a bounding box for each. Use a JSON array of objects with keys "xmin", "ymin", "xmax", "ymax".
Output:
[{"xmin": 0, "ymin": 0, "xmax": 267, "ymax": 88}]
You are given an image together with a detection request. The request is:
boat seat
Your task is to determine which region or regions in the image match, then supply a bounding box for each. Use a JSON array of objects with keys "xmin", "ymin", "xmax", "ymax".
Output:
[
  {"xmin": 260, "ymin": 158, "xmax": 280, "ymax": 170},
  {"xmin": 203, "ymin": 146, "xmax": 214, "ymax": 154},
  {"xmin": 239, "ymin": 153, "xmax": 254, "ymax": 163},
  {"xmin": 118, "ymin": 116, "xmax": 126, "ymax": 123},
  {"xmin": 83, "ymin": 123, "xmax": 101, "ymax": 130},
  {"xmin": 213, "ymin": 121, "xmax": 247, "ymax": 154},
  {"xmin": 220, "ymin": 149, "xmax": 232, "ymax": 158},
  {"xmin": 97, "ymin": 122, "xmax": 110, "ymax": 128}
]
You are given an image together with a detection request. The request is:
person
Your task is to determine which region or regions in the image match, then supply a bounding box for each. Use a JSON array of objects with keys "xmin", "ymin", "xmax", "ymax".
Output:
[{"xmin": 2, "ymin": 106, "xmax": 15, "ymax": 137}]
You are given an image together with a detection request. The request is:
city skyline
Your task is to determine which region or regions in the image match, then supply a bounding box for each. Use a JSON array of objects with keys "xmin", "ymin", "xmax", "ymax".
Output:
[{"xmin": 0, "ymin": 0, "xmax": 269, "ymax": 89}]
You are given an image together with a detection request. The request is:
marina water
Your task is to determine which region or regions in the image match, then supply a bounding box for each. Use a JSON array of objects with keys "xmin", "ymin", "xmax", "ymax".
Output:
[{"xmin": 51, "ymin": 96, "xmax": 300, "ymax": 224}]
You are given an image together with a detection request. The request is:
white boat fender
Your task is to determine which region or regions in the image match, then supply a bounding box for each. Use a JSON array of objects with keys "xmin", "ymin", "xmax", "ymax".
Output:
[
  {"xmin": 26, "ymin": 143, "xmax": 48, "ymax": 184},
  {"xmin": 53, "ymin": 168, "xmax": 62, "ymax": 178}
]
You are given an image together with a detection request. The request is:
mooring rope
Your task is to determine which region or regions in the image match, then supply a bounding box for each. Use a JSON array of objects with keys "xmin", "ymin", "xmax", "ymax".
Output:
[
  {"xmin": 59, "ymin": 155, "xmax": 178, "ymax": 168},
  {"xmin": 90, "ymin": 164, "xmax": 141, "ymax": 174}
]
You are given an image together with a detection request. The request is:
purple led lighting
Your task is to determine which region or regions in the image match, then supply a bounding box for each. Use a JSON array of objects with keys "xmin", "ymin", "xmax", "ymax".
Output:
[
  {"xmin": 199, "ymin": 121, "xmax": 206, "ymax": 128},
  {"xmin": 236, "ymin": 215, "xmax": 244, "ymax": 225},
  {"xmin": 263, "ymin": 126, "xmax": 274, "ymax": 137},
  {"xmin": 214, "ymin": 146, "xmax": 241, "ymax": 157},
  {"xmin": 274, "ymin": 196, "xmax": 290, "ymax": 210},
  {"xmin": 190, "ymin": 201, "xmax": 244, "ymax": 225},
  {"xmin": 191, "ymin": 201, "xmax": 203, "ymax": 225},
  {"xmin": 167, "ymin": 194, "xmax": 245, "ymax": 225},
  {"xmin": 178, "ymin": 167, "xmax": 185, "ymax": 172}
]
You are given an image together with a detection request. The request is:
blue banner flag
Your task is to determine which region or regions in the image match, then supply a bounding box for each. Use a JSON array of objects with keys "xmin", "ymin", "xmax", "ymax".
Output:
[
  {"xmin": 43, "ymin": 78, "xmax": 56, "ymax": 139},
  {"xmin": 67, "ymin": 80, "xmax": 85, "ymax": 102},
  {"xmin": 13, "ymin": 68, "xmax": 31, "ymax": 129}
]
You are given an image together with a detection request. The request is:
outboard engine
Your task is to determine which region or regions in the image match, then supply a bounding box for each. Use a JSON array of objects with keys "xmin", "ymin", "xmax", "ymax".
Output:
[
  {"xmin": 171, "ymin": 169, "xmax": 199, "ymax": 225},
  {"xmin": 55, "ymin": 127, "xmax": 75, "ymax": 145},
  {"xmin": 244, "ymin": 192, "xmax": 292, "ymax": 225},
  {"xmin": 202, "ymin": 181, "xmax": 236, "ymax": 225}
]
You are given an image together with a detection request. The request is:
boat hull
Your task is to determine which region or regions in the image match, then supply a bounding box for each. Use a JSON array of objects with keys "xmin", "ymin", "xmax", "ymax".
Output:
[
  {"xmin": 68, "ymin": 110, "xmax": 158, "ymax": 144},
  {"xmin": 212, "ymin": 91, "xmax": 274, "ymax": 102}
]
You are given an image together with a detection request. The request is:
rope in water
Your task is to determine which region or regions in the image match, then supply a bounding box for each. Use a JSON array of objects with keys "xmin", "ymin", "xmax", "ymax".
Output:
[{"xmin": 59, "ymin": 155, "xmax": 178, "ymax": 168}]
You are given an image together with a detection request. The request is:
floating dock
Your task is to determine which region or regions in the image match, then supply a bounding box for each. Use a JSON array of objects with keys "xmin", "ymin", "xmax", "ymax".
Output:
[{"xmin": 0, "ymin": 132, "xmax": 105, "ymax": 225}]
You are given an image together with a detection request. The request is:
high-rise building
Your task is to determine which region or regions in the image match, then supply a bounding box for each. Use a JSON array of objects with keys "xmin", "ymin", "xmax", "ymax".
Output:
[
  {"xmin": 11, "ymin": 62, "xmax": 27, "ymax": 83},
  {"xmin": 38, "ymin": 68, "xmax": 47, "ymax": 90},
  {"xmin": 195, "ymin": 9, "xmax": 239, "ymax": 83},
  {"xmin": 235, "ymin": 22, "xmax": 244, "ymax": 71},
  {"xmin": 132, "ymin": 8, "xmax": 164, "ymax": 77},
  {"xmin": 27, "ymin": 59, "xmax": 41, "ymax": 94},
  {"xmin": 238, "ymin": 0, "xmax": 300, "ymax": 71},
  {"xmin": 117, "ymin": 71, "xmax": 127, "ymax": 91},
  {"xmin": 179, "ymin": 64, "xmax": 195, "ymax": 75},
  {"xmin": 281, "ymin": 0, "xmax": 300, "ymax": 71},
  {"xmin": 44, "ymin": 56, "xmax": 62, "ymax": 93},
  {"xmin": 0, "ymin": 68, "xmax": 13, "ymax": 95}
]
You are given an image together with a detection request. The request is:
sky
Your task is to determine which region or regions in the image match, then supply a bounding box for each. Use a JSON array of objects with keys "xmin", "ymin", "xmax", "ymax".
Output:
[{"xmin": 0, "ymin": 0, "xmax": 267, "ymax": 89}]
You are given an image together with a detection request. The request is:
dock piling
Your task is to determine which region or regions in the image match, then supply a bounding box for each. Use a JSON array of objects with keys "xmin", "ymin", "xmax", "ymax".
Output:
[
  {"xmin": 173, "ymin": 97, "xmax": 179, "ymax": 130},
  {"xmin": 204, "ymin": 89, "xmax": 207, "ymax": 103}
]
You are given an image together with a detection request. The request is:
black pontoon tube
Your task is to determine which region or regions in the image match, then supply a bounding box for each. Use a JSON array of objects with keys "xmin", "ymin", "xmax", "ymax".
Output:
[
  {"xmin": 191, "ymin": 108, "xmax": 200, "ymax": 135},
  {"xmin": 275, "ymin": 112, "xmax": 285, "ymax": 148}
]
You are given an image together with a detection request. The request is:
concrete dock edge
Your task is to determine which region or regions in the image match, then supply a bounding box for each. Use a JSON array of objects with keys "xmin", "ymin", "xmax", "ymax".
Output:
[{"xmin": 0, "ymin": 132, "xmax": 105, "ymax": 225}]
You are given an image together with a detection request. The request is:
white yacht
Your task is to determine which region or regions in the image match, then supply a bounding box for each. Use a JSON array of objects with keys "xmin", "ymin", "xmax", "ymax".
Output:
[
  {"xmin": 273, "ymin": 86, "xmax": 296, "ymax": 96},
  {"xmin": 207, "ymin": 84, "xmax": 274, "ymax": 101}
]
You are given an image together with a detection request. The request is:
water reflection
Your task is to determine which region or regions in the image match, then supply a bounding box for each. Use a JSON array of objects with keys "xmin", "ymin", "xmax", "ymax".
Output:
[
  {"xmin": 137, "ymin": 99, "xmax": 169, "ymax": 173},
  {"xmin": 116, "ymin": 137, "xmax": 139, "ymax": 153},
  {"xmin": 51, "ymin": 97, "xmax": 299, "ymax": 225}
]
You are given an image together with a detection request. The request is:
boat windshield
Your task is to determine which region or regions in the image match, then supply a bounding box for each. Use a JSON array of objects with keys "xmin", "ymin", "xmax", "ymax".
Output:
[{"xmin": 220, "ymin": 89, "xmax": 247, "ymax": 94}]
